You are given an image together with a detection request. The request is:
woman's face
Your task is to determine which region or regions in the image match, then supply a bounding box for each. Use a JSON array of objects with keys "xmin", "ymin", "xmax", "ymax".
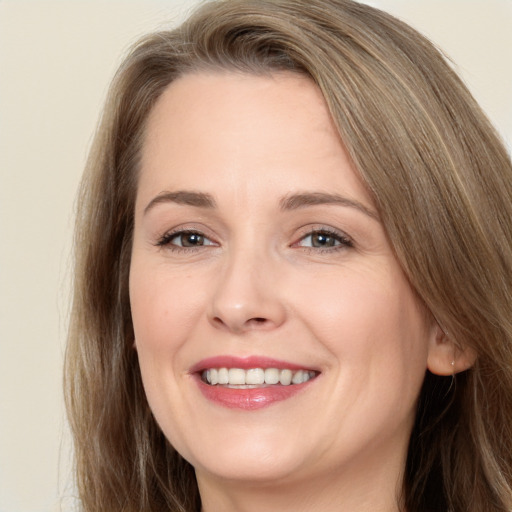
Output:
[{"xmin": 130, "ymin": 72, "xmax": 437, "ymax": 489}]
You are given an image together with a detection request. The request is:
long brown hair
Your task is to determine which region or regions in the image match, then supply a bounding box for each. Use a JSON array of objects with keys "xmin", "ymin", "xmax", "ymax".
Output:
[{"xmin": 65, "ymin": 1, "xmax": 512, "ymax": 510}]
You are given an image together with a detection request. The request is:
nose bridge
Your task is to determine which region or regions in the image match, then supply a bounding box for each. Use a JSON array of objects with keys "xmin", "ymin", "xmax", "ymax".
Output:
[{"xmin": 209, "ymin": 237, "xmax": 285, "ymax": 333}]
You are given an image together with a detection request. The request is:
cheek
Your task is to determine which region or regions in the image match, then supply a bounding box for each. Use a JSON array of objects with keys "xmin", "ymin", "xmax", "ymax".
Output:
[
  {"xmin": 270, "ymin": 264, "xmax": 430, "ymax": 456},
  {"xmin": 130, "ymin": 277, "xmax": 169, "ymax": 352},
  {"xmin": 128, "ymin": 260, "xmax": 197, "ymax": 432},
  {"xmin": 129, "ymin": 259, "xmax": 205, "ymax": 353},
  {"xmin": 290, "ymin": 263, "xmax": 430, "ymax": 373}
]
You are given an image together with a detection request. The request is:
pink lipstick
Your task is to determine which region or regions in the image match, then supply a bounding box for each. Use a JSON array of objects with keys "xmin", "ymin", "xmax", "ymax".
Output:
[{"xmin": 190, "ymin": 356, "xmax": 319, "ymax": 410}]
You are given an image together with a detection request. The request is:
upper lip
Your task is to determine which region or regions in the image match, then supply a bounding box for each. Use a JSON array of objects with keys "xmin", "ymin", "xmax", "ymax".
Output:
[{"xmin": 189, "ymin": 355, "xmax": 319, "ymax": 374}]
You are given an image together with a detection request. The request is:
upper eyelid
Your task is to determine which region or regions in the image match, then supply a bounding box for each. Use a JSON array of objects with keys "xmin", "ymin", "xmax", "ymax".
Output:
[
  {"xmin": 298, "ymin": 234, "xmax": 351, "ymax": 246},
  {"xmin": 157, "ymin": 224, "xmax": 216, "ymax": 239},
  {"xmin": 156, "ymin": 227, "xmax": 217, "ymax": 247},
  {"xmin": 293, "ymin": 225, "xmax": 353, "ymax": 242},
  {"xmin": 154, "ymin": 224, "xmax": 353, "ymax": 247}
]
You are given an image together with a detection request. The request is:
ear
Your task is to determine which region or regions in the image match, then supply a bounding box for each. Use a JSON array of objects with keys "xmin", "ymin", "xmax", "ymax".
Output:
[{"xmin": 427, "ymin": 324, "xmax": 477, "ymax": 376}]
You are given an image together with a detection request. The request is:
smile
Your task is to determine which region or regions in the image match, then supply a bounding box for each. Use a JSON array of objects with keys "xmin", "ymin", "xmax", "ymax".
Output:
[
  {"xmin": 201, "ymin": 367, "xmax": 318, "ymax": 387},
  {"xmin": 192, "ymin": 357, "xmax": 320, "ymax": 410}
]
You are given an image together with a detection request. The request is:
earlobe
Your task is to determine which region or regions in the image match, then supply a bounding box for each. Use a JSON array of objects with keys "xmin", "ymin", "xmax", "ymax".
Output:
[{"xmin": 426, "ymin": 324, "xmax": 477, "ymax": 376}]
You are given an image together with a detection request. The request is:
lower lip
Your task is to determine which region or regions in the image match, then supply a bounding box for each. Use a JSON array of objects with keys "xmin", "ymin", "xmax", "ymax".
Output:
[{"xmin": 195, "ymin": 377, "xmax": 316, "ymax": 410}]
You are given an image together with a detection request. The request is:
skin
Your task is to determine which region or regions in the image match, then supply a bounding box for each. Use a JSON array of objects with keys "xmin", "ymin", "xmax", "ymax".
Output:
[{"xmin": 129, "ymin": 71, "xmax": 460, "ymax": 512}]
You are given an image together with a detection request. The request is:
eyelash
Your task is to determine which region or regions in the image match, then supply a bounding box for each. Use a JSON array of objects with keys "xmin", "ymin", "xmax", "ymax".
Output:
[
  {"xmin": 155, "ymin": 227, "xmax": 353, "ymax": 253},
  {"xmin": 156, "ymin": 229, "xmax": 216, "ymax": 252},
  {"xmin": 294, "ymin": 227, "xmax": 353, "ymax": 252}
]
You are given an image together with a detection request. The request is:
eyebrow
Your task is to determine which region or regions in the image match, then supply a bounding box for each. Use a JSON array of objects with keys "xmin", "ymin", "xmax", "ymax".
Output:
[
  {"xmin": 279, "ymin": 192, "xmax": 379, "ymax": 220},
  {"xmin": 144, "ymin": 189, "xmax": 378, "ymax": 221},
  {"xmin": 144, "ymin": 190, "xmax": 216, "ymax": 215}
]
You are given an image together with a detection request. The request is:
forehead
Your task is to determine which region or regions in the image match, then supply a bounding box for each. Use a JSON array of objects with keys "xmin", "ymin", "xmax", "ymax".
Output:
[
  {"xmin": 142, "ymin": 70, "xmax": 333, "ymax": 156},
  {"xmin": 137, "ymin": 71, "xmax": 371, "ymax": 211}
]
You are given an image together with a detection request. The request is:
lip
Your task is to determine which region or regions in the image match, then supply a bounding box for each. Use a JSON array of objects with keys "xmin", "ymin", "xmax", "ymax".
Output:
[
  {"xmin": 189, "ymin": 355, "xmax": 315, "ymax": 373},
  {"xmin": 190, "ymin": 355, "xmax": 319, "ymax": 411}
]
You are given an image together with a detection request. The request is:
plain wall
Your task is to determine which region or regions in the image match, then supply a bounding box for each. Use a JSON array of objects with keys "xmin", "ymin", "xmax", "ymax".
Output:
[{"xmin": 0, "ymin": 1, "xmax": 510, "ymax": 511}]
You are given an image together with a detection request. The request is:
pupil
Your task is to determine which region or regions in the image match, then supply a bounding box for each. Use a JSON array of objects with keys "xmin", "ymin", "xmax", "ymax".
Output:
[
  {"xmin": 312, "ymin": 233, "xmax": 334, "ymax": 247},
  {"xmin": 182, "ymin": 233, "xmax": 203, "ymax": 247}
]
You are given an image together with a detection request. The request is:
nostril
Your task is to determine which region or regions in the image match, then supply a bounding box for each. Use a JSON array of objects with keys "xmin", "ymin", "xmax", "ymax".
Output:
[
  {"xmin": 212, "ymin": 317, "xmax": 226, "ymax": 327},
  {"xmin": 245, "ymin": 317, "xmax": 270, "ymax": 329}
]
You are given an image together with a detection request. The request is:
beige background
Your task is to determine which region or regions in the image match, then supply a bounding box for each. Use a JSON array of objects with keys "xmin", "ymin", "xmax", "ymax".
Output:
[{"xmin": 0, "ymin": 1, "xmax": 510, "ymax": 511}]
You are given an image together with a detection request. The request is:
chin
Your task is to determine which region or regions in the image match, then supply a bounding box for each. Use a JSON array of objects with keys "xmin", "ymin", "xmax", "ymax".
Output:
[
  {"xmin": 176, "ymin": 426, "xmax": 312, "ymax": 484},
  {"xmin": 194, "ymin": 452, "xmax": 308, "ymax": 485}
]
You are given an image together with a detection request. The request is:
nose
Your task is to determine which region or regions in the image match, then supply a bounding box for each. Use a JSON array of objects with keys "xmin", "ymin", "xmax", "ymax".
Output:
[{"xmin": 208, "ymin": 249, "xmax": 287, "ymax": 334}]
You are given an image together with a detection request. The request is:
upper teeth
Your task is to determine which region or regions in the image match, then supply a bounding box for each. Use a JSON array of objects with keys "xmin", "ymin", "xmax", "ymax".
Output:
[{"xmin": 202, "ymin": 368, "xmax": 317, "ymax": 386}]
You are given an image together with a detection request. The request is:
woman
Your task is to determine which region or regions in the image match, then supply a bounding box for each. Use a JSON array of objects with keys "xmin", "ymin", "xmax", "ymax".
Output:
[{"xmin": 64, "ymin": 0, "xmax": 512, "ymax": 511}]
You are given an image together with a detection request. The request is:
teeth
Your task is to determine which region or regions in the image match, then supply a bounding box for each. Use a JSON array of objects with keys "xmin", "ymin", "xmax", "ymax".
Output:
[
  {"xmin": 264, "ymin": 368, "xmax": 280, "ymax": 384},
  {"xmin": 217, "ymin": 368, "xmax": 229, "ymax": 385},
  {"xmin": 202, "ymin": 367, "xmax": 317, "ymax": 386},
  {"xmin": 228, "ymin": 368, "xmax": 246, "ymax": 385},
  {"xmin": 292, "ymin": 369, "xmax": 305, "ymax": 384},
  {"xmin": 279, "ymin": 369, "xmax": 292, "ymax": 385},
  {"xmin": 209, "ymin": 369, "xmax": 218, "ymax": 385},
  {"xmin": 246, "ymin": 368, "xmax": 265, "ymax": 385}
]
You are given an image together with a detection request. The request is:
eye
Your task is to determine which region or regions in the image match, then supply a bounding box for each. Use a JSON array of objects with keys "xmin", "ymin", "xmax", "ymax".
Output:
[
  {"xmin": 157, "ymin": 230, "xmax": 217, "ymax": 249},
  {"xmin": 295, "ymin": 229, "xmax": 353, "ymax": 250}
]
